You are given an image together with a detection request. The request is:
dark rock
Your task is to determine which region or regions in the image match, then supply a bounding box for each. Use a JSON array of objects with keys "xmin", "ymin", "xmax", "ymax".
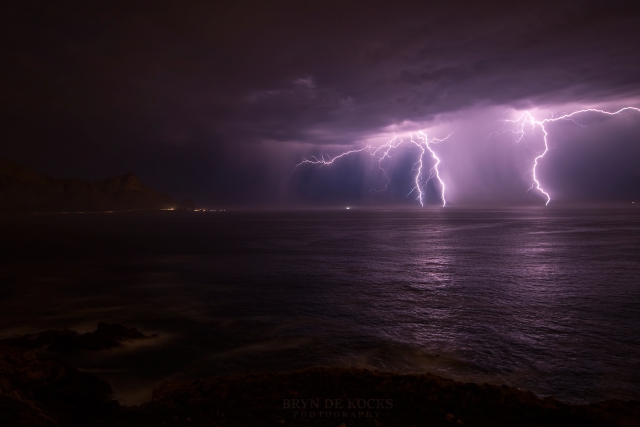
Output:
[
  {"xmin": 111, "ymin": 368, "xmax": 640, "ymax": 427},
  {"xmin": 2, "ymin": 323, "xmax": 151, "ymax": 352},
  {"xmin": 0, "ymin": 344, "xmax": 118, "ymax": 426},
  {"xmin": 3, "ymin": 325, "xmax": 639, "ymax": 426}
]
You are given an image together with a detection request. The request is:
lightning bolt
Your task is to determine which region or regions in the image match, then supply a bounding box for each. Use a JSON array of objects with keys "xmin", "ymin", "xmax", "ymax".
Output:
[
  {"xmin": 408, "ymin": 131, "xmax": 451, "ymax": 207},
  {"xmin": 497, "ymin": 107, "xmax": 640, "ymax": 205},
  {"xmin": 292, "ymin": 131, "xmax": 452, "ymax": 206}
]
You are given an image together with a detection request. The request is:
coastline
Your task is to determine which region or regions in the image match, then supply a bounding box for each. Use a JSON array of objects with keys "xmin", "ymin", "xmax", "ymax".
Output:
[{"xmin": 2, "ymin": 337, "xmax": 639, "ymax": 427}]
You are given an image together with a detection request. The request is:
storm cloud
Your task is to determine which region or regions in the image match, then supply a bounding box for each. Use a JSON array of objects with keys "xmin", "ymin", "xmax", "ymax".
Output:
[{"xmin": 2, "ymin": 0, "xmax": 639, "ymax": 206}]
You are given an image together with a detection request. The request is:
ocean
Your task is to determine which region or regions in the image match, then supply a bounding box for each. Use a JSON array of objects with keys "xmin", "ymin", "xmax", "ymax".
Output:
[{"xmin": 1, "ymin": 208, "xmax": 639, "ymax": 405}]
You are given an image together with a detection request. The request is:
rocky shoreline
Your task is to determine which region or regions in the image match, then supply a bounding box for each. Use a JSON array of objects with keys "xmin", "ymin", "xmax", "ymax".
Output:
[{"xmin": 1, "ymin": 325, "xmax": 638, "ymax": 426}]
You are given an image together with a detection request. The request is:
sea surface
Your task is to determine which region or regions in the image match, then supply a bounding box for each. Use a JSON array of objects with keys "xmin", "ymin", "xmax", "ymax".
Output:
[{"xmin": 1, "ymin": 208, "xmax": 639, "ymax": 405}]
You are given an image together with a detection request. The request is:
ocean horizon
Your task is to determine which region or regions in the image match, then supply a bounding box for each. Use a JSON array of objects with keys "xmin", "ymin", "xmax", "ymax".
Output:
[{"xmin": 1, "ymin": 207, "xmax": 639, "ymax": 405}]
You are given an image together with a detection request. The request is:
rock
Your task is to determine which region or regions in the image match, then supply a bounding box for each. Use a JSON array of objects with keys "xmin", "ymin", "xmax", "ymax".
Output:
[
  {"xmin": 1, "ymin": 323, "xmax": 152, "ymax": 352},
  {"xmin": 113, "ymin": 368, "xmax": 640, "ymax": 426},
  {"xmin": 0, "ymin": 343, "xmax": 118, "ymax": 426},
  {"xmin": 1, "ymin": 339, "xmax": 639, "ymax": 426}
]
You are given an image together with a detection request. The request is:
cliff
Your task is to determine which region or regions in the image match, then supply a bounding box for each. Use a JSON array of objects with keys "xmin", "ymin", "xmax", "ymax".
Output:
[{"xmin": 0, "ymin": 159, "xmax": 187, "ymax": 212}]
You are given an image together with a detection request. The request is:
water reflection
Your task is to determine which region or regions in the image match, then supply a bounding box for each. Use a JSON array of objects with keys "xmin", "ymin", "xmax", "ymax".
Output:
[{"xmin": 0, "ymin": 208, "xmax": 639, "ymax": 404}]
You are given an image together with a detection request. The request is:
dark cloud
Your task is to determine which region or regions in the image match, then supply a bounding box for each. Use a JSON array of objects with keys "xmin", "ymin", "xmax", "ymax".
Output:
[{"xmin": 1, "ymin": 0, "xmax": 639, "ymax": 206}]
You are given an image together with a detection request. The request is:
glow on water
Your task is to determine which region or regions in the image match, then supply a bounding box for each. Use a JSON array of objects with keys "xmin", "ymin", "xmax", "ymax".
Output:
[{"xmin": 0, "ymin": 209, "xmax": 639, "ymax": 404}]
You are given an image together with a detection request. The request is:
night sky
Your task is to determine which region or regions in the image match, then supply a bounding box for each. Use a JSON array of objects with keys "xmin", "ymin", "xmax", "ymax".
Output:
[{"xmin": 2, "ymin": 0, "xmax": 640, "ymax": 207}]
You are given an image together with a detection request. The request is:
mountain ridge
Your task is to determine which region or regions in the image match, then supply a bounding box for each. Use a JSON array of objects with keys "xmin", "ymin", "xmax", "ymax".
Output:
[{"xmin": 0, "ymin": 159, "xmax": 191, "ymax": 212}]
